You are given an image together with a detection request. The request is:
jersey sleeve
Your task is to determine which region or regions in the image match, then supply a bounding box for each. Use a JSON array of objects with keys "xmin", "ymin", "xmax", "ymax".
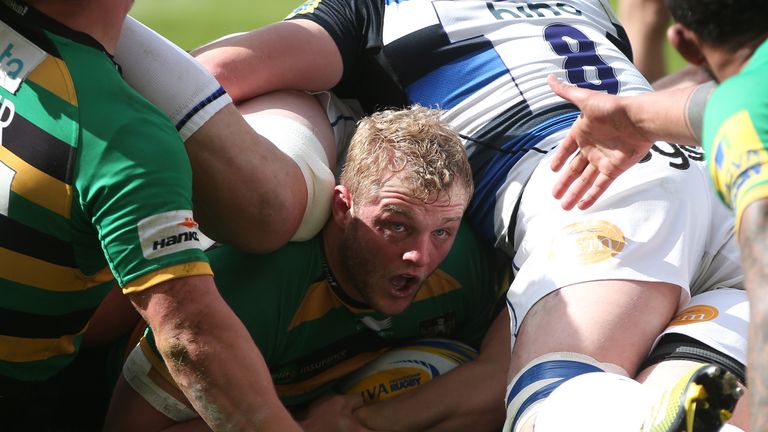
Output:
[
  {"xmin": 285, "ymin": 0, "xmax": 381, "ymax": 89},
  {"xmin": 704, "ymin": 72, "xmax": 768, "ymax": 234},
  {"xmin": 75, "ymin": 94, "xmax": 211, "ymax": 293}
]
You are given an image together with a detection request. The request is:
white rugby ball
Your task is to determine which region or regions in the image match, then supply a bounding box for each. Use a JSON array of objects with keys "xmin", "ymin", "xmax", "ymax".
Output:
[{"xmin": 338, "ymin": 338, "xmax": 478, "ymax": 403}]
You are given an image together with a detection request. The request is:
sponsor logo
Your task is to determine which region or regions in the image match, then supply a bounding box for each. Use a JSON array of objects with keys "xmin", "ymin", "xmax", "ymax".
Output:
[
  {"xmin": 0, "ymin": 95, "xmax": 15, "ymax": 145},
  {"xmin": 669, "ymin": 304, "xmax": 719, "ymax": 326},
  {"xmin": 0, "ymin": 20, "xmax": 46, "ymax": 94},
  {"xmin": 1, "ymin": 0, "xmax": 28, "ymax": 16},
  {"xmin": 138, "ymin": 210, "xmax": 203, "ymax": 259},
  {"xmin": 549, "ymin": 220, "xmax": 625, "ymax": 264},
  {"xmin": 286, "ymin": 0, "xmax": 321, "ymax": 18},
  {"xmin": 178, "ymin": 217, "xmax": 198, "ymax": 229},
  {"xmin": 360, "ymin": 316, "xmax": 393, "ymax": 332},
  {"xmin": 711, "ymin": 111, "xmax": 767, "ymax": 207},
  {"xmin": 359, "ymin": 373, "xmax": 422, "ymax": 403},
  {"xmin": 486, "ymin": 1, "xmax": 582, "ymax": 21},
  {"xmin": 418, "ymin": 312, "xmax": 456, "ymax": 337}
]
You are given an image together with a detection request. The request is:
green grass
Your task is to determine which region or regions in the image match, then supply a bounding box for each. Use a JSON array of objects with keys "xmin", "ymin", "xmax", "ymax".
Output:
[
  {"xmin": 130, "ymin": 0, "xmax": 297, "ymax": 50},
  {"xmin": 131, "ymin": 0, "xmax": 685, "ymax": 72}
]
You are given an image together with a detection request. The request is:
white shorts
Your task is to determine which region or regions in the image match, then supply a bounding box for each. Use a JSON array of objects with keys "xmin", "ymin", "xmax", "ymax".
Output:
[
  {"xmin": 506, "ymin": 141, "xmax": 743, "ymax": 337},
  {"xmin": 654, "ymin": 288, "xmax": 748, "ymax": 365}
]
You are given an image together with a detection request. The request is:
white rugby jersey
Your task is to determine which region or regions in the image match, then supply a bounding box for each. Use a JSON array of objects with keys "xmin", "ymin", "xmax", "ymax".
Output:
[{"xmin": 287, "ymin": 0, "xmax": 652, "ymax": 247}]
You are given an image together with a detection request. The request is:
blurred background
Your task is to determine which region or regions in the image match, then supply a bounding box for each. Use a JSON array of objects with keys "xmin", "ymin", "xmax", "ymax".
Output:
[
  {"xmin": 130, "ymin": 1, "xmax": 295, "ymax": 51},
  {"xmin": 129, "ymin": 0, "xmax": 685, "ymax": 76}
]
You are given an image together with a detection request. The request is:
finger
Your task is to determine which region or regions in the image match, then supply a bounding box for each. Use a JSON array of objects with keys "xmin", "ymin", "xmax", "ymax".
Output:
[
  {"xmin": 547, "ymin": 74, "xmax": 587, "ymax": 107},
  {"xmin": 550, "ymin": 131, "xmax": 580, "ymax": 172},
  {"xmin": 561, "ymin": 162, "xmax": 598, "ymax": 210},
  {"xmin": 576, "ymin": 172, "xmax": 616, "ymax": 210},
  {"xmin": 553, "ymin": 152, "xmax": 588, "ymax": 202},
  {"xmin": 346, "ymin": 393, "xmax": 365, "ymax": 410}
]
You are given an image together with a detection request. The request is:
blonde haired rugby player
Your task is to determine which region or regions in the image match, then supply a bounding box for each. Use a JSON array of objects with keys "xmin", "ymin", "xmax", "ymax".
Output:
[{"xmin": 104, "ymin": 106, "xmax": 512, "ymax": 432}]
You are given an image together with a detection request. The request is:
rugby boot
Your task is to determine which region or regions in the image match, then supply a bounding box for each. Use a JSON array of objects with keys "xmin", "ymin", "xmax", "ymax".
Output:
[{"xmin": 641, "ymin": 363, "xmax": 743, "ymax": 432}]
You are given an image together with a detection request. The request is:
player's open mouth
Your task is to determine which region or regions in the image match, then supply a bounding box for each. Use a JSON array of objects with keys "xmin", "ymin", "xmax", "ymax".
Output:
[{"xmin": 390, "ymin": 274, "xmax": 417, "ymax": 296}]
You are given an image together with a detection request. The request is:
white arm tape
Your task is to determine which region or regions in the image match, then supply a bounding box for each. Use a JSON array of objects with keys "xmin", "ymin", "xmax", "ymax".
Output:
[
  {"xmin": 123, "ymin": 343, "xmax": 198, "ymax": 422},
  {"xmin": 242, "ymin": 114, "xmax": 335, "ymax": 241},
  {"xmin": 115, "ymin": 16, "xmax": 232, "ymax": 141}
]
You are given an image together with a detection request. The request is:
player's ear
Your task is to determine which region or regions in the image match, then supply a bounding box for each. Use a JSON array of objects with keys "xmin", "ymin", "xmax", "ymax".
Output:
[
  {"xmin": 668, "ymin": 23, "xmax": 706, "ymax": 66},
  {"xmin": 331, "ymin": 185, "xmax": 353, "ymax": 222}
]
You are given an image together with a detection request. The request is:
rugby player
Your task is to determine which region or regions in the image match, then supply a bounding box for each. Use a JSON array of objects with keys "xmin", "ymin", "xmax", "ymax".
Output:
[
  {"xmin": 544, "ymin": 1, "xmax": 768, "ymax": 430},
  {"xmin": 103, "ymin": 105, "xmax": 512, "ymax": 431},
  {"xmin": 0, "ymin": 0, "xmax": 299, "ymax": 430},
  {"xmin": 111, "ymin": 1, "xmax": 749, "ymax": 430}
]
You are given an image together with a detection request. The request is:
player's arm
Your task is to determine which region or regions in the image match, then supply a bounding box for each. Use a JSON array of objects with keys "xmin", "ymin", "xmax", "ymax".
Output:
[
  {"xmin": 354, "ymin": 311, "xmax": 510, "ymax": 432},
  {"xmin": 547, "ymin": 75, "xmax": 715, "ymax": 210},
  {"xmin": 116, "ymin": 19, "xmax": 339, "ymax": 252},
  {"xmin": 737, "ymin": 199, "xmax": 768, "ymax": 431},
  {"xmin": 126, "ymin": 275, "xmax": 300, "ymax": 432},
  {"xmin": 192, "ymin": 19, "xmax": 343, "ymax": 103},
  {"xmin": 82, "ymin": 284, "xmax": 141, "ymax": 347}
]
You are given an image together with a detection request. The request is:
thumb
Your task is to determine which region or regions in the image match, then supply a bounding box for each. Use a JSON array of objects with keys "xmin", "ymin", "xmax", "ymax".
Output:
[
  {"xmin": 346, "ymin": 393, "xmax": 365, "ymax": 410},
  {"xmin": 547, "ymin": 74, "xmax": 587, "ymax": 107}
]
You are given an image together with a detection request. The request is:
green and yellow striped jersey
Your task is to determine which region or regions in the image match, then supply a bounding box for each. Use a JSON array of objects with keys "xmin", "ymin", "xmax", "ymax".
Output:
[{"xmin": 0, "ymin": 1, "xmax": 210, "ymax": 382}]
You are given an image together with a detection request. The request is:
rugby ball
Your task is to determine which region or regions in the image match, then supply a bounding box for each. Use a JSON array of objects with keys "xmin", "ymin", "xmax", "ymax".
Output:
[{"xmin": 338, "ymin": 338, "xmax": 478, "ymax": 403}]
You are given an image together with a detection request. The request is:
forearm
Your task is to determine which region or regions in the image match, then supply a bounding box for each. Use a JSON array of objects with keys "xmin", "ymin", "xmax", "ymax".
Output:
[
  {"xmin": 131, "ymin": 276, "xmax": 300, "ymax": 432},
  {"xmin": 625, "ymin": 83, "xmax": 713, "ymax": 147},
  {"xmin": 355, "ymin": 361, "xmax": 506, "ymax": 432},
  {"xmin": 738, "ymin": 201, "xmax": 768, "ymax": 431},
  {"xmin": 356, "ymin": 315, "xmax": 510, "ymax": 431},
  {"xmin": 192, "ymin": 20, "xmax": 342, "ymax": 103}
]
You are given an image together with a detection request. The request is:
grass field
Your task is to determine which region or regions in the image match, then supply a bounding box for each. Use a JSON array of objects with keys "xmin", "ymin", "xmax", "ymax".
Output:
[
  {"xmin": 130, "ymin": 0, "xmax": 685, "ymax": 73},
  {"xmin": 130, "ymin": 0, "xmax": 296, "ymax": 50}
]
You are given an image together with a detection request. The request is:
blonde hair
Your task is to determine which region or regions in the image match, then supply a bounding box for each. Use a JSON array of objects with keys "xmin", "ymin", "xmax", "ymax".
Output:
[{"xmin": 340, "ymin": 105, "xmax": 473, "ymax": 207}]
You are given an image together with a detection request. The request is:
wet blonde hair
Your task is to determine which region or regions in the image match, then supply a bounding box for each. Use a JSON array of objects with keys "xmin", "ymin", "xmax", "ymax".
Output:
[{"xmin": 340, "ymin": 105, "xmax": 473, "ymax": 208}]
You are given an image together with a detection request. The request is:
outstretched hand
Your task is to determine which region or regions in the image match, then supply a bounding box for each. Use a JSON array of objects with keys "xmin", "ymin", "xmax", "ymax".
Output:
[{"xmin": 547, "ymin": 75, "xmax": 655, "ymax": 210}]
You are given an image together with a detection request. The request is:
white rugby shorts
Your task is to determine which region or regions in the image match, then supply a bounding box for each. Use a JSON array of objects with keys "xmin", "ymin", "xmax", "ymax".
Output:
[
  {"xmin": 506, "ymin": 140, "xmax": 742, "ymax": 337},
  {"xmin": 654, "ymin": 288, "xmax": 748, "ymax": 365}
]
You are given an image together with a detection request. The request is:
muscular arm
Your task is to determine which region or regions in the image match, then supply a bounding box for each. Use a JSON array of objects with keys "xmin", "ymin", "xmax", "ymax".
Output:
[
  {"xmin": 127, "ymin": 275, "xmax": 300, "ymax": 432},
  {"xmin": 354, "ymin": 312, "xmax": 510, "ymax": 431},
  {"xmin": 192, "ymin": 20, "xmax": 343, "ymax": 102},
  {"xmin": 184, "ymin": 101, "xmax": 307, "ymax": 253},
  {"xmin": 737, "ymin": 199, "xmax": 768, "ymax": 432}
]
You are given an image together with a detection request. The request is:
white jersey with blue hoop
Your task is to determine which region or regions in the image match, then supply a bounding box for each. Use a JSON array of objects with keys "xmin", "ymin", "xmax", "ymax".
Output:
[{"xmin": 287, "ymin": 0, "xmax": 651, "ymax": 248}]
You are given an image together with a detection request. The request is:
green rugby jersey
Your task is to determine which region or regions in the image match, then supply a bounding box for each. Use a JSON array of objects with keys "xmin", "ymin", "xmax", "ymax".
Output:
[
  {"xmin": 704, "ymin": 39, "xmax": 768, "ymax": 234},
  {"xmin": 139, "ymin": 222, "xmax": 504, "ymax": 407},
  {"xmin": 0, "ymin": 2, "xmax": 210, "ymax": 382}
]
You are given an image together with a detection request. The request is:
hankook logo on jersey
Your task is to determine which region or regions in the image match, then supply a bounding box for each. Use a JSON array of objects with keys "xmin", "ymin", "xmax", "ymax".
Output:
[
  {"xmin": 669, "ymin": 305, "xmax": 719, "ymax": 326},
  {"xmin": 0, "ymin": 20, "xmax": 46, "ymax": 94},
  {"xmin": 138, "ymin": 210, "xmax": 203, "ymax": 260},
  {"xmin": 549, "ymin": 220, "xmax": 625, "ymax": 264}
]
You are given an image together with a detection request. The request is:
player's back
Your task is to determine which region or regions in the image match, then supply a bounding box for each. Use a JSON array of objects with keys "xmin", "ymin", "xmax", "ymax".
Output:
[
  {"xmin": 289, "ymin": 0, "xmax": 653, "ymax": 245},
  {"xmin": 0, "ymin": 4, "xmax": 200, "ymax": 382}
]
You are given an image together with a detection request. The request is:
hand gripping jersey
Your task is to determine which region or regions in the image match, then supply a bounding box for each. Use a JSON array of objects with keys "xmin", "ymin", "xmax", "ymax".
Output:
[
  {"xmin": 287, "ymin": 0, "xmax": 651, "ymax": 247},
  {"xmin": 0, "ymin": 2, "xmax": 210, "ymax": 382},
  {"xmin": 703, "ymin": 39, "xmax": 768, "ymax": 233},
  {"xmin": 126, "ymin": 222, "xmax": 504, "ymax": 410}
]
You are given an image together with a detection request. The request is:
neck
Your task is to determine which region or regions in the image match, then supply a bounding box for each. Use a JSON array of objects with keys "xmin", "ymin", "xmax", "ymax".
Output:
[
  {"xmin": 321, "ymin": 222, "xmax": 359, "ymax": 303},
  {"xmin": 27, "ymin": 0, "xmax": 132, "ymax": 53},
  {"xmin": 706, "ymin": 36, "xmax": 766, "ymax": 82}
]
